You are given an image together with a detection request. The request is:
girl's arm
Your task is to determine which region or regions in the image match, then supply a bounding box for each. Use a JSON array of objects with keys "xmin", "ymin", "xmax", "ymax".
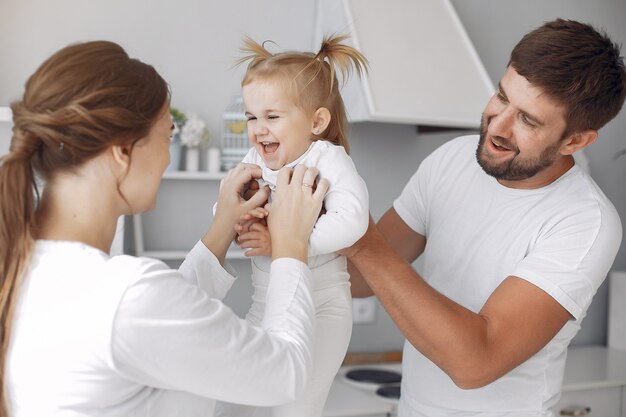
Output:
[{"xmin": 307, "ymin": 146, "xmax": 369, "ymax": 257}]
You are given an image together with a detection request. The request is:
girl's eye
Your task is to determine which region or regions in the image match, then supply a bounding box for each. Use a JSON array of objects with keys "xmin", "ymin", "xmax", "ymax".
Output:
[
  {"xmin": 246, "ymin": 116, "xmax": 256, "ymax": 122},
  {"xmin": 267, "ymin": 115, "xmax": 279, "ymax": 120}
]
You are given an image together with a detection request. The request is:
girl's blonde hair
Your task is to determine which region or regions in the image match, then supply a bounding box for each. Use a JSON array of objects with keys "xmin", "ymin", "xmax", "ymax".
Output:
[
  {"xmin": 0, "ymin": 40, "xmax": 168, "ymax": 415},
  {"xmin": 237, "ymin": 34, "xmax": 368, "ymax": 153}
]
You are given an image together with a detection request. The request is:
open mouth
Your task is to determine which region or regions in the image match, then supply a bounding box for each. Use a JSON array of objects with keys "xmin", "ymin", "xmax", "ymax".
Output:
[
  {"xmin": 261, "ymin": 141, "xmax": 279, "ymax": 154},
  {"xmin": 491, "ymin": 137, "xmax": 513, "ymax": 152}
]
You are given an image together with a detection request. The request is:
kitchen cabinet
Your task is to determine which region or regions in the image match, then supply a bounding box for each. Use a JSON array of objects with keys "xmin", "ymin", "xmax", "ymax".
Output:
[
  {"xmin": 554, "ymin": 386, "xmax": 621, "ymax": 416},
  {"xmin": 552, "ymin": 346, "xmax": 626, "ymax": 416},
  {"xmin": 132, "ymin": 171, "xmax": 246, "ymax": 260}
]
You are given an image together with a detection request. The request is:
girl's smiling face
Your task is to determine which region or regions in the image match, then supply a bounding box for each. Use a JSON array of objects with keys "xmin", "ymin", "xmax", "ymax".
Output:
[{"xmin": 243, "ymin": 80, "xmax": 316, "ymax": 170}]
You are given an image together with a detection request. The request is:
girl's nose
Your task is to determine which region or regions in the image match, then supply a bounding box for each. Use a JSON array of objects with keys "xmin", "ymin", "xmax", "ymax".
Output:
[{"xmin": 253, "ymin": 119, "xmax": 268, "ymax": 135}]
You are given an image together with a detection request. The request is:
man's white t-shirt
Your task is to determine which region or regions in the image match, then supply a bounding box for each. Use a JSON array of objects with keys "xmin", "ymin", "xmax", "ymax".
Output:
[{"xmin": 393, "ymin": 135, "xmax": 621, "ymax": 416}]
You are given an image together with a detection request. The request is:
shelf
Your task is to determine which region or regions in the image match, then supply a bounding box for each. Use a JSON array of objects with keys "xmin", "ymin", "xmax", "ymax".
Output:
[
  {"xmin": 132, "ymin": 213, "xmax": 247, "ymax": 261},
  {"xmin": 162, "ymin": 171, "xmax": 226, "ymax": 180},
  {"xmin": 141, "ymin": 248, "xmax": 247, "ymax": 261}
]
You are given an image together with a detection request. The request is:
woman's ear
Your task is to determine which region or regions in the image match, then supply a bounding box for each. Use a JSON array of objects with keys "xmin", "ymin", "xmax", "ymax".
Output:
[
  {"xmin": 110, "ymin": 143, "xmax": 133, "ymax": 173},
  {"xmin": 560, "ymin": 129, "xmax": 598, "ymax": 155},
  {"xmin": 311, "ymin": 107, "xmax": 331, "ymax": 136}
]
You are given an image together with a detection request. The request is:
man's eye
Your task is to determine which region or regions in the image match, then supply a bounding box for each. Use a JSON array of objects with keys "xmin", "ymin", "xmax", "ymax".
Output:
[{"xmin": 520, "ymin": 113, "xmax": 535, "ymax": 127}]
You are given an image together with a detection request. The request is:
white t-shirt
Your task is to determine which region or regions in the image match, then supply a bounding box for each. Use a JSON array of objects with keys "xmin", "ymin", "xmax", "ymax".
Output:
[
  {"xmin": 7, "ymin": 240, "xmax": 315, "ymax": 416},
  {"xmin": 241, "ymin": 140, "xmax": 369, "ymax": 270},
  {"xmin": 393, "ymin": 135, "xmax": 622, "ymax": 417}
]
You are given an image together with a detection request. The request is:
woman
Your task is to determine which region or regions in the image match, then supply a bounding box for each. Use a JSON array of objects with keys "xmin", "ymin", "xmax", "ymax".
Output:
[{"xmin": 0, "ymin": 40, "xmax": 327, "ymax": 416}]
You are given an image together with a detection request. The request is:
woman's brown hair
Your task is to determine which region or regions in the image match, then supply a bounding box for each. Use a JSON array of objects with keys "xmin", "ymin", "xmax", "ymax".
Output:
[
  {"xmin": 237, "ymin": 34, "xmax": 368, "ymax": 153},
  {"xmin": 0, "ymin": 40, "xmax": 168, "ymax": 414}
]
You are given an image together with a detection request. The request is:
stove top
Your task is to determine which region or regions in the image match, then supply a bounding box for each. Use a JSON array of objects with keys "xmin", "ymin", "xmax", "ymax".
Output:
[
  {"xmin": 376, "ymin": 383, "xmax": 401, "ymax": 400},
  {"xmin": 345, "ymin": 368, "xmax": 401, "ymax": 384},
  {"xmin": 342, "ymin": 365, "xmax": 402, "ymax": 403}
]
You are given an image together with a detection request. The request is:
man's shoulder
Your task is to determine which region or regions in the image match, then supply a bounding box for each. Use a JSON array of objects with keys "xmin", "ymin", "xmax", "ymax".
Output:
[
  {"xmin": 436, "ymin": 134, "xmax": 479, "ymax": 155},
  {"xmin": 421, "ymin": 134, "xmax": 480, "ymax": 175}
]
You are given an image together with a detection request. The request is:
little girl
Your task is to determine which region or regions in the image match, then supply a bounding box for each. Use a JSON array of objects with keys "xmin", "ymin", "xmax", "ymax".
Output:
[{"xmin": 214, "ymin": 36, "xmax": 369, "ymax": 417}]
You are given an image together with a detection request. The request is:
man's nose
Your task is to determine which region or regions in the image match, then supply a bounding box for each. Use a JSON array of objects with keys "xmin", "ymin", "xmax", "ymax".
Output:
[{"xmin": 488, "ymin": 107, "xmax": 515, "ymax": 138}]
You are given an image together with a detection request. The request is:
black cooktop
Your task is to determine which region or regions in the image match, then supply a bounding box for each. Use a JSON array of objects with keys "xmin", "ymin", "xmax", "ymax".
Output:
[
  {"xmin": 376, "ymin": 383, "xmax": 401, "ymax": 399},
  {"xmin": 345, "ymin": 368, "xmax": 402, "ymax": 384}
]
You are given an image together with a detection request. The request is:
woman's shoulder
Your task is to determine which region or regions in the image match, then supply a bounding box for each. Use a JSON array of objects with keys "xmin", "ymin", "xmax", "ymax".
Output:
[
  {"xmin": 33, "ymin": 241, "xmax": 173, "ymax": 286},
  {"xmin": 107, "ymin": 253, "xmax": 173, "ymax": 284}
]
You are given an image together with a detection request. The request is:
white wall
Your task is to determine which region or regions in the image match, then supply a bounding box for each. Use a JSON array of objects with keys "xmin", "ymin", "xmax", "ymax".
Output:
[
  {"xmin": 2, "ymin": 0, "xmax": 625, "ymax": 351},
  {"xmin": 0, "ymin": 0, "xmax": 315, "ymax": 139}
]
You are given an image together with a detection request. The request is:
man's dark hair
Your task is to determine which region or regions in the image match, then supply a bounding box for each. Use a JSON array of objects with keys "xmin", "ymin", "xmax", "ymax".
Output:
[{"xmin": 509, "ymin": 18, "xmax": 626, "ymax": 136}]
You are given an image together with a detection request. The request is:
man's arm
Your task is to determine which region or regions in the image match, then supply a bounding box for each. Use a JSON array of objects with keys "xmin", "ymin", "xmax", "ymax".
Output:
[
  {"xmin": 349, "ymin": 208, "xmax": 426, "ymax": 297},
  {"xmin": 346, "ymin": 213, "xmax": 572, "ymax": 389}
]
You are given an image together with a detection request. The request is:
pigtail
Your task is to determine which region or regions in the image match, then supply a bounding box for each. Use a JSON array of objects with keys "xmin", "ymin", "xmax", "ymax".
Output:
[
  {"xmin": 314, "ymin": 34, "xmax": 368, "ymax": 96},
  {"xmin": 236, "ymin": 36, "xmax": 273, "ymax": 69}
]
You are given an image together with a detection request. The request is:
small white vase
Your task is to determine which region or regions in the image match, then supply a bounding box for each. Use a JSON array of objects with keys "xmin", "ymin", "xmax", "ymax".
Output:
[
  {"xmin": 206, "ymin": 147, "xmax": 221, "ymax": 173},
  {"xmin": 166, "ymin": 138, "xmax": 182, "ymax": 171},
  {"xmin": 185, "ymin": 147, "xmax": 200, "ymax": 172}
]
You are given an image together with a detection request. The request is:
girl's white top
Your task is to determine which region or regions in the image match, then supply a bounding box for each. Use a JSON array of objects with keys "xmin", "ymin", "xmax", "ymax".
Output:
[
  {"xmin": 242, "ymin": 140, "xmax": 369, "ymax": 269},
  {"xmin": 7, "ymin": 240, "xmax": 315, "ymax": 416}
]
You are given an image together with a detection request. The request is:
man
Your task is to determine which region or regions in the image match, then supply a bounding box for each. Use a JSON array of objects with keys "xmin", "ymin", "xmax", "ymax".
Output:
[{"xmin": 345, "ymin": 19, "xmax": 626, "ymax": 416}]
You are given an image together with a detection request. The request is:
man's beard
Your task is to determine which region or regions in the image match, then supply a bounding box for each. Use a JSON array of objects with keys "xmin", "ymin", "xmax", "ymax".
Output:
[{"xmin": 475, "ymin": 118, "xmax": 562, "ymax": 181}]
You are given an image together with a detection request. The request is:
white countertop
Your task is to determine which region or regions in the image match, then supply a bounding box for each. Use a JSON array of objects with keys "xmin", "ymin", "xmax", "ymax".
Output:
[
  {"xmin": 323, "ymin": 346, "xmax": 626, "ymax": 417},
  {"xmin": 561, "ymin": 345, "xmax": 626, "ymax": 390}
]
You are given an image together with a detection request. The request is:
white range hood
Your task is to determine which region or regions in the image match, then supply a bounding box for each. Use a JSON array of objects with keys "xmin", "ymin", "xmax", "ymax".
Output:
[{"xmin": 313, "ymin": 0, "xmax": 495, "ymax": 129}]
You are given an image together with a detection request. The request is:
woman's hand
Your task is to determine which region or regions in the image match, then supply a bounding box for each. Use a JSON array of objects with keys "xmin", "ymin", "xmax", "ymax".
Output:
[
  {"xmin": 216, "ymin": 163, "xmax": 270, "ymax": 231},
  {"xmin": 268, "ymin": 165, "xmax": 328, "ymax": 263},
  {"xmin": 202, "ymin": 163, "xmax": 270, "ymax": 263}
]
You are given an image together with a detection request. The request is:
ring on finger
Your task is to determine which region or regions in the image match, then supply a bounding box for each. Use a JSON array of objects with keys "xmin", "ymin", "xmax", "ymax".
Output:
[{"xmin": 302, "ymin": 183, "xmax": 312, "ymax": 188}]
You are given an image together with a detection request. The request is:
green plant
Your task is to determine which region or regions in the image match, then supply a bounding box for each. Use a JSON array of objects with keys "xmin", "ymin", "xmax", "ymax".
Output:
[{"xmin": 169, "ymin": 107, "xmax": 187, "ymax": 128}]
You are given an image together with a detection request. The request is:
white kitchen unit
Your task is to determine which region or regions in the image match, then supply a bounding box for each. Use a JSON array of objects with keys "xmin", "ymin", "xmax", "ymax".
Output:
[
  {"xmin": 313, "ymin": 0, "xmax": 494, "ymax": 128},
  {"xmin": 323, "ymin": 346, "xmax": 626, "ymax": 417},
  {"xmin": 0, "ymin": 106, "xmax": 12, "ymax": 156},
  {"xmin": 132, "ymin": 171, "xmax": 246, "ymax": 260},
  {"xmin": 554, "ymin": 346, "xmax": 626, "ymax": 416}
]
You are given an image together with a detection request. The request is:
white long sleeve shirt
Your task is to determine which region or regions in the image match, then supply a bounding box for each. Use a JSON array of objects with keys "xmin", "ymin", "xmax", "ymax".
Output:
[{"xmin": 7, "ymin": 240, "xmax": 315, "ymax": 416}]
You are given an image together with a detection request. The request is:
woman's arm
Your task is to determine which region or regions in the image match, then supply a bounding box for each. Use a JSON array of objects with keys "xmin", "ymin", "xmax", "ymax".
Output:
[
  {"xmin": 112, "ymin": 165, "xmax": 330, "ymax": 405},
  {"xmin": 202, "ymin": 163, "xmax": 269, "ymax": 264}
]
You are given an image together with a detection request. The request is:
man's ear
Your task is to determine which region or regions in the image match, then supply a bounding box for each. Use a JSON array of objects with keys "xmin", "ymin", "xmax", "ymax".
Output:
[
  {"xmin": 560, "ymin": 129, "xmax": 598, "ymax": 155},
  {"xmin": 311, "ymin": 107, "xmax": 331, "ymax": 136}
]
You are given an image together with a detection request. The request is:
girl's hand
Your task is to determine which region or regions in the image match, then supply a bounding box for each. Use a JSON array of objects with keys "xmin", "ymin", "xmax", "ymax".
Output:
[
  {"xmin": 268, "ymin": 165, "xmax": 328, "ymax": 262},
  {"xmin": 234, "ymin": 206, "xmax": 269, "ymax": 236},
  {"xmin": 237, "ymin": 221, "xmax": 271, "ymax": 257}
]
